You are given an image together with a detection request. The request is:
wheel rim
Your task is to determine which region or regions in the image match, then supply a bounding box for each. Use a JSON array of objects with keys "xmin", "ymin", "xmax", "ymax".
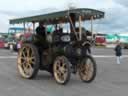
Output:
[
  {"xmin": 79, "ymin": 58, "xmax": 94, "ymax": 81},
  {"xmin": 53, "ymin": 56, "xmax": 68, "ymax": 84},
  {"xmin": 17, "ymin": 46, "xmax": 36, "ymax": 78}
]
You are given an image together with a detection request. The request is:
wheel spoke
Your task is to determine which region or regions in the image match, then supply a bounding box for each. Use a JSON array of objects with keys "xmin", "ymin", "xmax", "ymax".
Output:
[
  {"xmin": 56, "ymin": 67, "xmax": 61, "ymax": 74},
  {"xmin": 21, "ymin": 61, "xmax": 26, "ymax": 67},
  {"xmin": 56, "ymin": 61, "xmax": 61, "ymax": 67},
  {"xmin": 27, "ymin": 47, "xmax": 30, "ymax": 57},
  {"xmin": 84, "ymin": 63, "xmax": 90, "ymax": 80},
  {"xmin": 60, "ymin": 74, "xmax": 64, "ymax": 81},
  {"xmin": 24, "ymin": 63, "xmax": 33, "ymax": 75},
  {"xmin": 54, "ymin": 66, "xmax": 62, "ymax": 79},
  {"xmin": 54, "ymin": 63, "xmax": 61, "ymax": 74},
  {"xmin": 22, "ymin": 63, "xmax": 27, "ymax": 73},
  {"xmin": 87, "ymin": 64, "xmax": 93, "ymax": 79},
  {"xmin": 86, "ymin": 68, "xmax": 93, "ymax": 80},
  {"xmin": 18, "ymin": 56, "xmax": 25, "ymax": 64},
  {"xmin": 29, "ymin": 57, "xmax": 35, "ymax": 65},
  {"xmin": 58, "ymin": 64, "xmax": 67, "ymax": 81},
  {"xmin": 22, "ymin": 51, "xmax": 26, "ymax": 57},
  {"xmin": 20, "ymin": 56, "xmax": 26, "ymax": 61},
  {"xmin": 27, "ymin": 64, "xmax": 33, "ymax": 74},
  {"xmin": 61, "ymin": 64, "xmax": 67, "ymax": 74},
  {"xmin": 60, "ymin": 58, "xmax": 64, "ymax": 64},
  {"xmin": 29, "ymin": 56, "xmax": 35, "ymax": 60},
  {"xmin": 62, "ymin": 71, "xmax": 67, "ymax": 81},
  {"xmin": 29, "ymin": 60, "xmax": 35, "ymax": 65},
  {"xmin": 62, "ymin": 62, "xmax": 66, "ymax": 68},
  {"xmin": 85, "ymin": 74, "xmax": 89, "ymax": 80},
  {"xmin": 24, "ymin": 67, "xmax": 30, "ymax": 75}
]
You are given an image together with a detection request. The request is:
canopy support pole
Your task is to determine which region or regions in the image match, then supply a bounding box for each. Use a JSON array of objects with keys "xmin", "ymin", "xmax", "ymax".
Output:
[
  {"xmin": 68, "ymin": 15, "xmax": 79, "ymax": 41},
  {"xmin": 23, "ymin": 22, "xmax": 25, "ymax": 34},
  {"xmin": 91, "ymin": 16, "xmax": 93, "ymax": 40},
  {"xmin": 32, "ymin": 22, "xmax": 35, "ymax": 34},
  {"xmin": 79, "ymin": 15, "xmax": 82, "ymax": 41}
]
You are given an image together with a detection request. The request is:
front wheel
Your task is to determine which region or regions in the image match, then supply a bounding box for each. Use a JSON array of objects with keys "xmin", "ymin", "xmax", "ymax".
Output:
[
  {"xmin": 53, "ymin": 56, "xmax": 71, "ymax": 85},
  {"xmin": 78, "ymin": 55, "xmax": 97, "ymax": 83},
  {"xmin": 17, "ymin": 43, "xmax": 40, "ymax": 79}
]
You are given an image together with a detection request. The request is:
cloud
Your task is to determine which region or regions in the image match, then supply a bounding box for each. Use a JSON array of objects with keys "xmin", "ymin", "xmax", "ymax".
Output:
[
  {"xmin": 91, "ymin": 1, "xmax": 128, "ymax": 33},
  {"xmin": 114, "ymin": 0, "xmax": 128, "ymax": 7},
  {"xmin": 0, "ymin": 0, "xmax": 75, "ymax": 12},
  {"xmin": 0, "ymin": 14, "xmax": 12, "ymax": 32}
]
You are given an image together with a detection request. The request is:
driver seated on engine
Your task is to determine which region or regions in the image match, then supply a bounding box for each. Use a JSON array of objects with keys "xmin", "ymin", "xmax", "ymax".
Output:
[
  {"xmin": 36, "ymin": 21, "xmax": 46, "ymax": 38},
  {"xmin": 35, "ymin": 21, "xmax": 49, "ymax": 49}
]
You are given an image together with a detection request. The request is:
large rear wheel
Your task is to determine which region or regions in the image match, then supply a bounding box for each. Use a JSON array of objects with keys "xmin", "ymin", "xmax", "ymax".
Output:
[
  {"xmin": 17, "ymin": 43, "xmax": 40, "ymax": 79},
  {"xmin": 53, "ymin": 56, "xmax": 71, "ymax": 85},
  {"xmin": 78, "ymin": 55, "xmax": 96, "ymax": 83}
]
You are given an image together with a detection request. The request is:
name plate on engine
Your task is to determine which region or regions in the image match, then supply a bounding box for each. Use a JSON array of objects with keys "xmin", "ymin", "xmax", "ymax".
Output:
[{"xmin": 61, "ymin": 35, "xmax": 70, "ymax": 42}]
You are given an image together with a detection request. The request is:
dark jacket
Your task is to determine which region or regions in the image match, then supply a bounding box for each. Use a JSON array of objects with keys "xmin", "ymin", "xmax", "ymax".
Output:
[
  {"xmin": 36, "ymin": 26, "xmax": 46, "ymax": 36},
  {"xmin": 114, "ymin": 45, "xmax": 122, "ymax": 56},
  {"xmin": 35, "ymin": 26, "xmax": 47, "ymax": 46}
]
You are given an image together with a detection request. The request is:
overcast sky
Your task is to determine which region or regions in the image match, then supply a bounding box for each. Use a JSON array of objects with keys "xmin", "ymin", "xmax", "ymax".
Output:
[{"xmin": 0, "ymin": 0, "xmax": 128, "ymax": 34}]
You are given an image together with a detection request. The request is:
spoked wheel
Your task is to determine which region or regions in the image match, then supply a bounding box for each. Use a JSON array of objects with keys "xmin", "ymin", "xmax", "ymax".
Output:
[
  {"xmin": 17, "ymin": 43, "xmax": 40, "ymax": 79},
  {"xmin": 78, "ymin": 55, "xmax": 96, "ymax": 83},
  {"xmin": 53, "ymin": 56, "xmax": 71, "ymax": 85}
]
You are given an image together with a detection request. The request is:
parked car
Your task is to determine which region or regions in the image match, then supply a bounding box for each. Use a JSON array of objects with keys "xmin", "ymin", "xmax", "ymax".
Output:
[
  {"xmin": 4, "ymin": 37, "xmax": 17, "ymax": 50},
  {"xmin": 0, "ymin": 38, "xmax": 5, "ymax": 48}
]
